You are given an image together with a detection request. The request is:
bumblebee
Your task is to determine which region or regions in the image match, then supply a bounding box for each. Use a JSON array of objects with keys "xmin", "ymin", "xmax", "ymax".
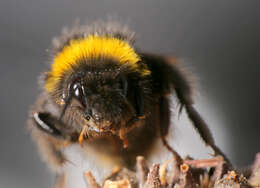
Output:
[{"xmin": 28, "ymin": 21, "xmax": 230, "ymax": 187}]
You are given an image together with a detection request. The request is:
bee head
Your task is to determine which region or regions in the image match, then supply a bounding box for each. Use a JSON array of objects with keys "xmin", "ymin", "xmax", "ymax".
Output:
[
  {"xmin": 60, "ymin": 62, "xmax": 141, "ymax": 134},
  {"xmin": 44, "ymin": 35, "xmax": 151, "ymax": 136}
]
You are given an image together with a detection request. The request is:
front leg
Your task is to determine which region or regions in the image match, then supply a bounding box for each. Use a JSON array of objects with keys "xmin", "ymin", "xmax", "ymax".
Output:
[
  {"xmin": 29, "ymin": 110, "xmax": 76, "ymax": 170},
  {"xmin": 28, "ymin": 93, "xmax": 79, "ymax": 188},
  {"xmin": 29, "ymin": 111, "xmax": 76, "ymax": 188},
  {"xmin": 32, "ymin": 112, "xmax": 77, "ymax": 141}
]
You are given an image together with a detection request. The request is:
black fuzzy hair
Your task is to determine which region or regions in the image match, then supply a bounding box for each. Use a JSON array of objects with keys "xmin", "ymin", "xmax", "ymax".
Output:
[{"xmin": 51, "ymin": 20, "xmax": 136, "ymax": 56}]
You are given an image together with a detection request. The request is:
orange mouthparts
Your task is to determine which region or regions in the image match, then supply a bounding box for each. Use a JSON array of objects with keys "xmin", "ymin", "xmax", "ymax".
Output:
[{"xmin": 78, "ymin": 125, "xmax": 88, "ymax": 146}]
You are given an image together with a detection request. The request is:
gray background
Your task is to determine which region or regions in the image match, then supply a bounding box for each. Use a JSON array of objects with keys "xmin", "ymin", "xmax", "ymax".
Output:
[{"xmin": 0, "ymin": 0, "xmax": 259, "ymax": 187}]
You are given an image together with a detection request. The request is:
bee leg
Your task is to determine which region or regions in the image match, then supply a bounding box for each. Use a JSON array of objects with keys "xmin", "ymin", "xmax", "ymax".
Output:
[
  {"xmin": 141, "ymin": 53, "xmax": 231, "ymax": 167},
  {"xmin": 159, "ymin": 96, "xmax": 183, "ymax": 164},
  {"xmin": 32, "ymin": 112, "xmax": 63, "ymax": 138},
  {"xmin": 28, "ymin": 111, "xmax": 73, "ymax": 185},
  {"xmin": 32, "ymin": 112, "xmax": 75, "ymax": 141},
  {"xmin": 169, "ymin": 63, "xmax": 233, "ymax": 167}
]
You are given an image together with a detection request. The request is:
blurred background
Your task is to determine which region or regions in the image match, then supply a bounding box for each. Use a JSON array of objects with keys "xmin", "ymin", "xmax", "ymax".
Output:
[{"xmin": 0, "ymin": 0, "xmax": 258, "ymax": 187}]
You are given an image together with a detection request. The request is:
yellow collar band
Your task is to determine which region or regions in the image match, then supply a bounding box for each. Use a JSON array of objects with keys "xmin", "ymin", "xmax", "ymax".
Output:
[{"xmin": 45, "ymin": 35, "xmax": 150, "ymax": 93}]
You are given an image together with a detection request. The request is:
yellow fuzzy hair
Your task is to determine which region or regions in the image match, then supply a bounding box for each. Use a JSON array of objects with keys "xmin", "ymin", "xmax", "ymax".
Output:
[{"xmin": 45, "ymin": 35, "xmax": 150, "ymax": 93}]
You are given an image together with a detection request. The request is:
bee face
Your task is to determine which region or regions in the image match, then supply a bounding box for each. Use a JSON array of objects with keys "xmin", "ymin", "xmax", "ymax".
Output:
[{"xmin": 50, "ymin": 59, "xmax": 148, "ymax": 136}]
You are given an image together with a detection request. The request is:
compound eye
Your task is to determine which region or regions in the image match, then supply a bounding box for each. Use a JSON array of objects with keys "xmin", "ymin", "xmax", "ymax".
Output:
[
  {"xmin": 72, "ymin": 83, "xmax": 85, "ymax": 104},
  {"xmin": 73, "ymin": 83, "xmax": 82, "ymax": 96}
]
